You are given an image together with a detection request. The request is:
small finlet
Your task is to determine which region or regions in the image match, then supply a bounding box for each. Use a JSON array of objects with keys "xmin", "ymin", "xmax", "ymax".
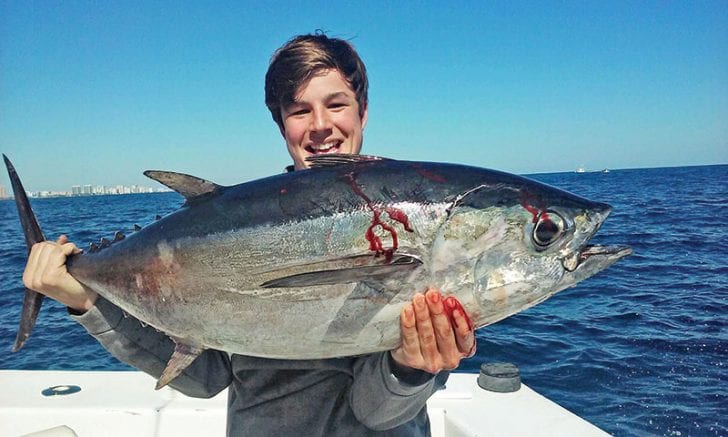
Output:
[
  {"xmin": 113, "ymin": 231, "xmax": 125, "ymax": 241},
  {"xmin": 100, "ymin": 237, "xmax": 111, "ymax": 248},
  {"xmin": 144, "ymin": 170, "xmax": 222, "ymax": 203},
  {"xmin": 133, "ymin": 224, "xmax": 142, "ymax": 232}
]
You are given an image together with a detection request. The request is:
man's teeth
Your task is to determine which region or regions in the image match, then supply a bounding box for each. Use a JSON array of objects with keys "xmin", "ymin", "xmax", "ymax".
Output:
[{"xmin": 311, "ymin": 143, "xmax": 338, "ymax": 152}]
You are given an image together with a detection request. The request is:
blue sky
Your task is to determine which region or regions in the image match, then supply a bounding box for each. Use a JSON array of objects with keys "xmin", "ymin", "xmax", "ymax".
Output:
[{"xmin": 1, "ymin": 1, "xmax": 726, "ymax": 191}]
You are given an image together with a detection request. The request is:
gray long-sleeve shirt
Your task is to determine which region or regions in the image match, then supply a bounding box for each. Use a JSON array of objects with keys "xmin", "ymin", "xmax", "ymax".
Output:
[{"xmin": 72, "ymin": 296, "xmax": 447, "ymax": 436}]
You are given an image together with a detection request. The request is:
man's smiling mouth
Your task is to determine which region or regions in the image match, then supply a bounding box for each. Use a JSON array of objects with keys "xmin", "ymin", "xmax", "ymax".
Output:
[{"xmin": 306, "ymin": 142, "xmax": 341, "ymax": 154}]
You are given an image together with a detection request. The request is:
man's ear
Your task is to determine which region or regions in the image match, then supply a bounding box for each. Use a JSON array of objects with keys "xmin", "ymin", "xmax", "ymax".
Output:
[{"xmin": 361, "ymin": 103, "xmax": 369, "ymax": 129}]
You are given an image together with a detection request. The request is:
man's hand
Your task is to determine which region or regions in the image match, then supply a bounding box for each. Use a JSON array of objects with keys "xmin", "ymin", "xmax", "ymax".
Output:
[
  {"xmin": 23, "ymin": 235, "xmax": 97, "ymax": 312},
  {"xmin": 390, "ymin": 288, "xmax": 476, "ymax": 374}
]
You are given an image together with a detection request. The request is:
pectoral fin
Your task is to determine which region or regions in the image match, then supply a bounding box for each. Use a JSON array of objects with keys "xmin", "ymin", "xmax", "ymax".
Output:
[
  {"xmin": 260, "ymin": 253, "xmax": 422, "ymax": 288},
  {"xmin": 156, "ymin": 339, "xmax": 204, "ymax": 390}
]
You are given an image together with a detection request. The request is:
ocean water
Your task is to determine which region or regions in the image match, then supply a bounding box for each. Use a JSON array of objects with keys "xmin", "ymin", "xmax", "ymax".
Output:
[{"xmin": 0, "ymin": 165, "xmax": 726, "ymax": 436}]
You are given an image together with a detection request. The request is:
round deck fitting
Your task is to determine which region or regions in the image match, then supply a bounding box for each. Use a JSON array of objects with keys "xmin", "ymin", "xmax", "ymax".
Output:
[
  {"xmin": 477, "ymin": 362, "xmax": 521, "ymax": 393},
  {"xmin": 41, "ymin": 385, "xmax": 82, "ymax": 397}
]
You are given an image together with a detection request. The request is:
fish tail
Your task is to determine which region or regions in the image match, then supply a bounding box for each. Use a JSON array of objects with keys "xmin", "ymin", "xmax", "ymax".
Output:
[{"xmin": 3, "ymin": 154, "xmax": 46, "ymax": 351}]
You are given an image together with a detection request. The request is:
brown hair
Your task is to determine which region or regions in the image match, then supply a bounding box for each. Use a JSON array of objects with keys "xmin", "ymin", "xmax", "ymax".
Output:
[{"xmin": 265, "ymin": 33, "xmax": 368, "ymax": 129}]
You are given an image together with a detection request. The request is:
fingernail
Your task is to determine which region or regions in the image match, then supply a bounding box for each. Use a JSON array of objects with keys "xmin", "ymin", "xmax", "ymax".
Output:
[
  {"xmin": 451, "ymin": 310, "xmax": 460, "ymax": 329},
  {"xmin": 404, "ymin": 305, "xmax": 414, "ymax": 320},
  {"xmin": 415, "ymin": 294, "xmax": 426, "ymax": 309},
  {"xmin": 428, "ymin": 291, "xmax": 440, "ymax": 304}
]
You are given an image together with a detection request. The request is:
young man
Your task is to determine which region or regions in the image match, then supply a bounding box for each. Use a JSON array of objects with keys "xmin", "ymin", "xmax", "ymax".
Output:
[{"xmin": 22, "ymin": 34, "xmax": 475, "ymax": 435}]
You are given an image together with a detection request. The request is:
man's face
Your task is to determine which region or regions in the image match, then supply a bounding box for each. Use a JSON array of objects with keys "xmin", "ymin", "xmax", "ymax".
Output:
[{"xmin": 280, "ymin": 69, "xmax": 368, "ymax": 170}]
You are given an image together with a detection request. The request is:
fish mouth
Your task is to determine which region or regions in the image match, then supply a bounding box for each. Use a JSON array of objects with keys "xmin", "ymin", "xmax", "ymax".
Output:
[{"xmin": 562, "ymin": 244, "xmax": 632, "ymax": 272}]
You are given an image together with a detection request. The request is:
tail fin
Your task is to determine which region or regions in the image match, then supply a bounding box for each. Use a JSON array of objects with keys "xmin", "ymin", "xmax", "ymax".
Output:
[{"xmin": 3, "ymin": 154, "xmax": 46, "ymax": 351}]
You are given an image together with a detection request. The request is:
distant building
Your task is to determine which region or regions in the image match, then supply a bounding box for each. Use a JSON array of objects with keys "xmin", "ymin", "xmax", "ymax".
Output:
[
  {"xmin": 0, "ymin": 184, "xmax": 7, "ymax": 199},
  {"xmin": 20, "ymin": 182, "xmax": 159, "ymax": 198}
]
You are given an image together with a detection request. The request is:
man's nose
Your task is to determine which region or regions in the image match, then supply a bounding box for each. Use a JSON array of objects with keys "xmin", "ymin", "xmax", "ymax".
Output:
[{"xmin": 311, "ymin": 109, "xmax": 332, "ymax": 131}]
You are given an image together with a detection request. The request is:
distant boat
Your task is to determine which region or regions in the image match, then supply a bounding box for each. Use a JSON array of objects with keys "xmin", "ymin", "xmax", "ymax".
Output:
[{"xmin": 575, "ymin": 166, "xmax": 610, "ymax": 174}]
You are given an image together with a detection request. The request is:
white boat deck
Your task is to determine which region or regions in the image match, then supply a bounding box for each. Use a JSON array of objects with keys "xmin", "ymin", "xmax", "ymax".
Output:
[{"xmin": 0, "ymin": 370, "xmax": 607, "ymax": 436}]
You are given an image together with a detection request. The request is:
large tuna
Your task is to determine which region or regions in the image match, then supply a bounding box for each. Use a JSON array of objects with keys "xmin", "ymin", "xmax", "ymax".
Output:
[{"xmin": 4, "ymin": 154, "xmax": 630, "ymax": 389}]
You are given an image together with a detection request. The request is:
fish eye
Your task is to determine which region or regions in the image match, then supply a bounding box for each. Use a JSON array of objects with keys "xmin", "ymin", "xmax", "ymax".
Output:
[{"xmin": 533, "ymin": 211, "xmax": 566, "ymax": 248}]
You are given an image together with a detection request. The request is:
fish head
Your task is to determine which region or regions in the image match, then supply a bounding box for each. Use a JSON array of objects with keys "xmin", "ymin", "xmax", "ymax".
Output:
[{"xmin": 433, "ymin": 173, "xmax": 631, "ymax": 327}]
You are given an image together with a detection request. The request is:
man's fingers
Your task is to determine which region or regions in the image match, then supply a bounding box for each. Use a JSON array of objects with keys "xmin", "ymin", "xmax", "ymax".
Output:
[
  {"xmin": 393, "ymin": 291, "xmax": 476, "ymax": 373},
  {"xmin": 413, "ymin": 294, "xmax": 435, "ymax": 346},
  {"xmin": 59, "ymin": 242, "xmax": 80, "ymax": 257},
  {"xmin": 452, "ymin": 307, "xmax": 476, "ymax": 357},
  {"xmin": 398, "ymin": 303, "xmax": 422, "ymax": 359},
  {"xmin": 23, "ymin": 239, "xmax": 73, "ymax": 292},
  {"xmin": 451, "ymin": 308, "xmax": 472, "ymax": 337},
  {"xmin": 400, "ymin": 304, "xmax": 419, "ymax": 349},
  {"xmin": 56, "ymin": 235, "xmax": 82, "ymax": 255},
  {"xmin": 392, "ymin": 303, "xmax": 423, "ymax": 369},
  {"xmin": 415, "ymin": 292, "xmax": 449, "ymax": 373},
  {"xmin": 425, "ymin": 289, "xmax": 459, "ymax": 361},
  {"xmin": 35, "ymin": 243, "xmax": 57, "ymax": 287},
  {"xmin": 18, "ymin": 236, "xmax": 96, "ymax": 310},
  {"xmin": 23, "ymin": 243, "xmax": 42, "ymax": 288}
]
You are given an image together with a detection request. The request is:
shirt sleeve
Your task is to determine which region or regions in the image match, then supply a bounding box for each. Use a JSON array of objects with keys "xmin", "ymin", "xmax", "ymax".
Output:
[
  {"xmin": 348, "ymin": 351, "xmax": 449, "ymax": 431},
  {"xmin": 70, "ymin": 295, "xmax": 233, "ymax": 398}
]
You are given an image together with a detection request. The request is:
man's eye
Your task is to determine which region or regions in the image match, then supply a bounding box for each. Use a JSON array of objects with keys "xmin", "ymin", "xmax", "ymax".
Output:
[{"xmin": 288, "ymin": 109, "xmax": 309, "ymax": 116}]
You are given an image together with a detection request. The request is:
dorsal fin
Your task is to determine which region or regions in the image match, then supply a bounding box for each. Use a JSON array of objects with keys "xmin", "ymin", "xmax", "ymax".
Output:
[
  {"xmin": 143, "ymin": 171, "xmax": 222, "ymax": 202},
  {"xmin": 306, "ymin": 154, "xmax": 388, "ymax": 168}
]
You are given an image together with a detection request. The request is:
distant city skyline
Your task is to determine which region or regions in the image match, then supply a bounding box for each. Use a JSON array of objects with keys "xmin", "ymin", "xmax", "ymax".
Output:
[{"xmin": 0, "ymin": 182, "xmax": 169, "ymax": 199}]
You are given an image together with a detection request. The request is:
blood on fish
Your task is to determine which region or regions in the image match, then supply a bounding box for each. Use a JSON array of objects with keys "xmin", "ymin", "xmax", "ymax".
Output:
[
  {"xmin": 520, "ymin": 191, "xmax": 550, "ymax": 223},
  {"xmin": 365, "ymin": 214, "xmax": 398, "ymax": 259},
  {"xmin": 345, "ymin": 173, "xmax": 414, "ymax": 262},
  {"xmin": 443, "ymin": 296, "xmax": 477, "ymax": 357},
  {"xmin": 443, "ymin": 296, "xmax": 473, "ymax": 332},
  {"xmin": 386, "ymin": 207, "xmax": 413, "ymax": 232},
  {"xmin": 130, "ymin": 256, "xmax": 181, "ymax": 297},
  {"xmin": 412, "ymin": 164, "xmax": 447, "ymax": 183}
]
